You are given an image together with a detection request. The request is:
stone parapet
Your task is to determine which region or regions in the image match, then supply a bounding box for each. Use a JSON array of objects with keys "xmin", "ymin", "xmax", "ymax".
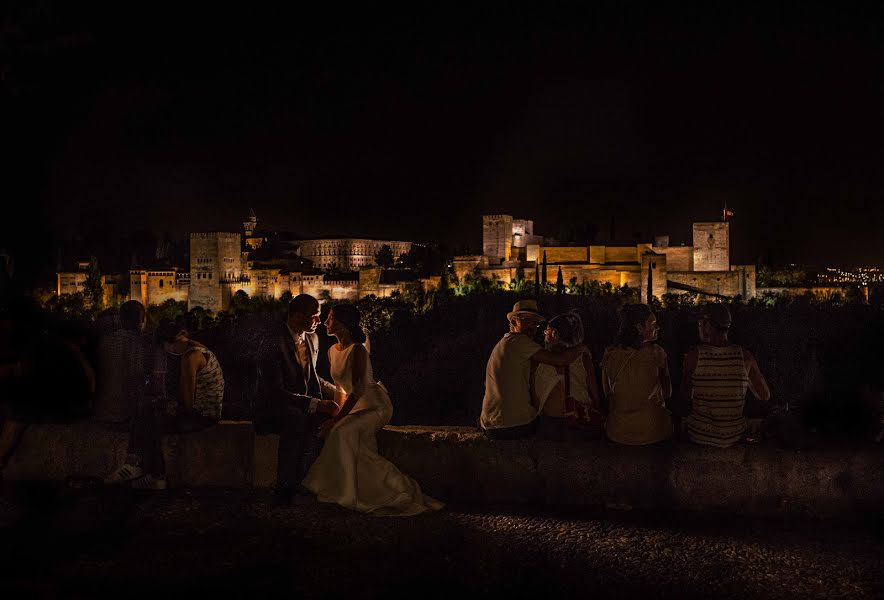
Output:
[{"xmin": 5, "ymin": 423, "xmax": 882, "ymax": 519}]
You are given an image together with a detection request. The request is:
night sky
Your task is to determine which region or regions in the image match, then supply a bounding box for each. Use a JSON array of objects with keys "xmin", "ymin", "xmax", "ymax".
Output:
[{"xmin": 5, "ymin": 3, "xmax": 884, "ymax": 282}]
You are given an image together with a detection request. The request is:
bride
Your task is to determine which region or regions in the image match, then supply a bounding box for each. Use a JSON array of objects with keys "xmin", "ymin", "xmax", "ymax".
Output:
[{"xmin": 302, "ymin": 302, "xmax": 443, "ymax": 516}]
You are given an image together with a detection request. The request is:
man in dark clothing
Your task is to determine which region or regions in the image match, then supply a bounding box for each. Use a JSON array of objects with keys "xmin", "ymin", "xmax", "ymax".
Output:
[{"xmin": 255, "ymin": 294, "xmax": 338, "ymax": 504}]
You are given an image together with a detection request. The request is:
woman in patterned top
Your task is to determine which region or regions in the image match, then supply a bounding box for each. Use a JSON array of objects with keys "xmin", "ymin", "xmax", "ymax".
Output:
[
  {"xmin": 105, "ymin": 320, "xmax": 224, "ymax": 490},
  {"xmin": 681, "ymin": 303, "xmax": 770, "ymax": 448},
  {"xmin": 155, "ymin": 321, "xmax": 224, "ymax": 420}
]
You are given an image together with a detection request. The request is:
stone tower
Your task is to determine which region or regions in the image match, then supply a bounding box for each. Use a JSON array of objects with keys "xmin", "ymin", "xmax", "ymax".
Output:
[
  {"xmin": 189, "ymin": 232, "xmax": 243, "ymax": 311},
  {"xmin": 692, "ymin": 222, "xmax": 730, "ymax": 272},
  {"xmin": 483, "ymin": 214, "xmax": 513, "ymax": 263},
  {"xmin": 243, "ymin": 209, "xmax": 258, "ymax": 237}
]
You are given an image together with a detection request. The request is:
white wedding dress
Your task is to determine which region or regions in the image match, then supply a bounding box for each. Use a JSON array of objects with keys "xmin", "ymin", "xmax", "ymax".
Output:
[{"xmin": 302, "ymin": 343, "xmax": 444, "ymax": 516}]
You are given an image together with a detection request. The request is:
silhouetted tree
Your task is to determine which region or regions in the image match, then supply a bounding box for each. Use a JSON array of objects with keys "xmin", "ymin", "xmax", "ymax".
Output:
[
  {"xmin": 374, "ymin": 244, "xmax": 394, "ymax": 268},
  {"xmin": 84, "ymin": 255, "xmax": 104, "ymax": 310},
  {"xmin": 556, "ymin": 266, "xmax": 564, "ymax": 295}
]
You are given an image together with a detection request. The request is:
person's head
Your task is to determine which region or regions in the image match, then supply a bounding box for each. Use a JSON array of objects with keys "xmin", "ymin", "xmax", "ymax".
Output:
[
  {"xmin": 155, "ymin": 319, "xmax": 189, "ymax": 355},
  {"xmin": 287, "ymin": 294, "xmax": 321, "ymax": 335},
  {"xmin": 544, "ymin": 311, "xmax": 584, "ymax": 350},
  {"xmin": 324, "ymin": 302, "xmax": 367, "ymax": 344},
  {"xmin": 615, "ymin": 303, "xmax": 657, "ymax": 349},
  {"xmin": 698, "ymin": 302, "xmax": 731, "ymax": 343},
  {"xmin": 119, "ymin": 300, "xmax": 146, "ymax": 333},
  {"xmin": 506, "ymin": 299, "xmax": 545, "ymax": 336}
]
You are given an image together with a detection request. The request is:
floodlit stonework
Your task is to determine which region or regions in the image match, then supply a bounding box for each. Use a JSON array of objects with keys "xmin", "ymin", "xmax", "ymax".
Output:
[
  {"xmin": 455, "ymin": 214, "xmax": 757, "ymax": 301},
  {"xmin": 296, "ymin": 239, "xmax": 412, "ymax": 271}
]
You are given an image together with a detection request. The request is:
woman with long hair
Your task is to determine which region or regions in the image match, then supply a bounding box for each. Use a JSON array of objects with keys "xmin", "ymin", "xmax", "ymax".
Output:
[
  {"xmin": 600, "ymin": 304, "xmax": 673, "ymax": 445},
  {"xmin": 531, "ymin": 311, "xmax": 602, "ymax": 440},
  {"xmin": 302, "ymin": 303, "xmax": 443, "ymax": 516}
]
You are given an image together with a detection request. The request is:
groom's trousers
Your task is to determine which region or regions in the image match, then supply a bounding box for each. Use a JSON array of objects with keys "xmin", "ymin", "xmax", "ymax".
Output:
[{"xmin": 262, "ymin": 400, "xmax": 330, "ymax": 489}]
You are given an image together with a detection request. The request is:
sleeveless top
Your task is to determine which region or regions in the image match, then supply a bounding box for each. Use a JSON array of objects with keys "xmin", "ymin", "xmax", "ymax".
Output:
[
  {"xmin": 535, "ymin": 355, "xmax": 592, "ymax": 416},
  {"xmin": 601, "ymin": 344, "xmax": 672, "ymax": 445},
  {"xmin": 189, "ymin": 346, "xmax": 224, "ymax": 420},
  {"xmin": 329, "ymin": 343, "xmax": 391, "ymax": 412},
  {"xmin": 686, "ymin": 344, "xmax": 748, "ymax": 448}
]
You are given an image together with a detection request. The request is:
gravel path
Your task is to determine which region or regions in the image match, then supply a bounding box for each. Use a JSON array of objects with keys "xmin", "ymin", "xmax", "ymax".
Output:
[{"xmin": 1, "ymin": 486, "xmax": 881, "ymax": 599}]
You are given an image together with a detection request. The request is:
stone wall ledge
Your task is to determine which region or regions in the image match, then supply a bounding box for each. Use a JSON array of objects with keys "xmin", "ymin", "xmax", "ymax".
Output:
[{"xmin": 5, "ymin": 423, "xmax": 883, "ymax": 519}]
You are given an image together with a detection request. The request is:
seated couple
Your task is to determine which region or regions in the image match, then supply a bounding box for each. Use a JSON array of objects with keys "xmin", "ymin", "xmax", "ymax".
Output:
[
  {"xmin": 254, "ymin": 294, "xmax": 442, "ymax": 516},
  {"xmin": 480, "ymin": 300, "xmax": 602, "ymax": 441}
]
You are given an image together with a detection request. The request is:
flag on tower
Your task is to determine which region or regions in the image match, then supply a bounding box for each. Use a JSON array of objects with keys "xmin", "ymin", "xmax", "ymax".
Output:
[{"xmin": 723, "ymin": 207, "xmax": 734, "ymax": 221}]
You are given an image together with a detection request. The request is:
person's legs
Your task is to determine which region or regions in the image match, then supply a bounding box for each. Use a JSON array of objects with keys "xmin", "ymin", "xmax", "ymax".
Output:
[
  {"xmin": 107, "ymin": 398, "xmax": 157, "ymax": 483},
  {"xmin": 297, "ymin": 412, "xmax": 329, "ymax": 485},
  {"xmin": 276, "ymin": 406, "xmax": 308, "ymax": 493}
]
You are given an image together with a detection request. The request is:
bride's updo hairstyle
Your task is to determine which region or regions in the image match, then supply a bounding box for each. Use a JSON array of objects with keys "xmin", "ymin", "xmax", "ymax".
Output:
[{"xmin": 331, "ymin": 303, "xmax": 367, "ymax": 344}]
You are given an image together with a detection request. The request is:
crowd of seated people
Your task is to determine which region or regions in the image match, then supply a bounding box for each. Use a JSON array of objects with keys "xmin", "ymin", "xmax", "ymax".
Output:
[
  {"xmin": 0, "ymin": 298, "xmax": 225, "ymax": 488},
  {"xmin": 481, "ymin": 300, "xmax": 776, "ymax": 447}
]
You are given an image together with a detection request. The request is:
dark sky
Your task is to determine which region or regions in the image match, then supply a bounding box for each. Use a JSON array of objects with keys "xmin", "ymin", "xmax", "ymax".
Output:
[{"xmin": 5, "ymin": 3, "xmax": 884, "ymax": 280}]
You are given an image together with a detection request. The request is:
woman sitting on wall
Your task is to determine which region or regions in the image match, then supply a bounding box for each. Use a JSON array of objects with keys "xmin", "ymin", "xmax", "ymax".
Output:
[
  {"xmin": 601, "ymin": 304, "xmax": 673, "ymax": 445},
  {"xmin": 105, "ymin": 320, "xmax": 224, "ymax": 490},
  {"xmin": 530, "ymin": 311, "xmax": 602, "ymax": 441}
]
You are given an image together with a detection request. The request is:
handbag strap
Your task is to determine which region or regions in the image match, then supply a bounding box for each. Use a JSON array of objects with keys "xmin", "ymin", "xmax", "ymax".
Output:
[{"xmin": 609, "ymin": 348, "xmax": 636, "ymax": 393}]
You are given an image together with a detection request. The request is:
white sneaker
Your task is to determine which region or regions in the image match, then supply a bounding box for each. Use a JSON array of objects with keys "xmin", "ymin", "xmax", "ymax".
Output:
[
  {"xmin": 104, "ymin": 463, "xmax": 144, "ymax": 484},
  {"xmin": 130, "ymin": 474, "xmax": 167, "ymax": 491}
]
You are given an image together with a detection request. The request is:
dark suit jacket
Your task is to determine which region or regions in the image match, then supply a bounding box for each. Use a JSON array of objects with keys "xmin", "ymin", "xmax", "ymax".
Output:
[{"xmin": 254, "ymin": 324, "xmax": 336, "ymax": 431}]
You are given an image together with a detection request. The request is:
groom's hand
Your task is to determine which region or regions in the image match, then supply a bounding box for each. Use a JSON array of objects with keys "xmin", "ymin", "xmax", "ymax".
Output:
[{"xmin": 317, "ymin": 400, "xmax": 339, "ymax": 415}]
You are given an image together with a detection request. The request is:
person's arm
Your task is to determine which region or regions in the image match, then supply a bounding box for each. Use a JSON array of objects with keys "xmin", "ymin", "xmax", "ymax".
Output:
[
  {"xmin": 179, "ymin": 348, "xmax": 206, "ymax": 412},
  {"xmin": 744, "ymin": 350, "xmax": 771, "ymax": 402},
  {"xmin": 681, "ymin": 349, "xmax": 698, "ymax": 408},
  {"xmin": 582, "ymin": 353, "xmax": 602, "ymax": 408},
  {"xmin": 531, "ymin": 344, "xmax": 587, "ymax": 368},
  {"xmin": 601, "ymin": 352, "xmax": 614, "ymax": 400},
  {"xmin": 529, "ymin": 359, "xmax": 540, "ymax": 411},
  {"xmin": 658, "ymin": 348, "xmax": 672, "ymax": 400},
  {"xmin": 313, "ymin": 335, "xmax": 338, "ymax": 401},
  {"xmin": 256, "ymin": 336, "xmax": 316, "ymax": 414},
  {"xmin": 320, "ymin": 344, "xmax": 368, "ymax": 437}
]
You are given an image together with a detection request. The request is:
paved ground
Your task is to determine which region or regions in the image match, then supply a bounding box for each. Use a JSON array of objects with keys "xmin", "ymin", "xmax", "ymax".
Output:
[{"xmin": 1, "ymin": 484, "xmax": 882, "ymax": 599}]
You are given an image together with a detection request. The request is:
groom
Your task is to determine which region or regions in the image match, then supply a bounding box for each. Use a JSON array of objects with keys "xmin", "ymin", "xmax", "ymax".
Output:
[{"xmin": 255, "ymin": 294, "xmax": 338, "ymax": 504}]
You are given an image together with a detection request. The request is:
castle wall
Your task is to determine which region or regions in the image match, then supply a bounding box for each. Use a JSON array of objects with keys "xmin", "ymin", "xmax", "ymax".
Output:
[
  {"xmin": 604, "ymin": 246, "xmax": 636, "ymax": 264},
  {"xmin": 589, "ymin": 246, "xmax": 606, "ymax": 264},
  {"xmin": 693, "ymin": 222, "xmax": 730, "ymax": 272},
  {"xmin": 534, "ymin": 246, "xmax": 589, "ymax": 263},
  {"xmin": 668, "ymin": 270, "xmax": 745, "ymax": 298},
  {"xmin": 452, "ymin": 255, "xmax": 487, "ymax": 283},
  {"xmin": 653, "ymin": 246, "xmax": 694, "ymax": 272}
]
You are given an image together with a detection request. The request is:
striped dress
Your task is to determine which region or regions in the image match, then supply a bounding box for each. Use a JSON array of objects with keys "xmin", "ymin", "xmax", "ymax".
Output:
[
  {"xmin": 191, "ymin": 347, "xmax": 225, "ymax": 420},
  {"xmin": 685, "ymin": 344, "xmax": 748, "ymax": 448}
]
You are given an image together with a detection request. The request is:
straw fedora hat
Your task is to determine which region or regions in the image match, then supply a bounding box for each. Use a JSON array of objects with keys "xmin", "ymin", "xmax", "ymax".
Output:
[{"xmin": 506, "ymin": 299, "xmax": 545, "ymax": 321}]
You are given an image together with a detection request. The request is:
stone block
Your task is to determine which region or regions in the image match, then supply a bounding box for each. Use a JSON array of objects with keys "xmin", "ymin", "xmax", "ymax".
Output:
[{"xmin": 5, "ymin": 420, "xmax": 255, "ymax": 488}]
